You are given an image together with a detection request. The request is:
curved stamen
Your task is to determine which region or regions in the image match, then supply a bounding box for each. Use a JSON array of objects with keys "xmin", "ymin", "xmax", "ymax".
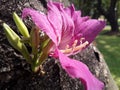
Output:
[
  {"xmin": 60, "ymin": 38, "xmax": 89, "ymax": 54},
  {"xmin": 72, "ymin": 40, "xmax": 78, "ymax": 49},
  {"xmin": 65, "ymin": 44, "xmax": 70, "ymax": 49},
  {"xmin": 61, "ymin": 45, "xmax": 72, "ymax": 54},
  {"xmin": 73, "ymin": 41, "xmax": 89, "ymax": 52}
]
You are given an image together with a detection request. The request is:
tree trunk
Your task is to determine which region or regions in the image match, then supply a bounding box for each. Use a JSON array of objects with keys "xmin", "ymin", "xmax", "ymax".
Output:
[
  {"xmin": 106, "ymin": 0, "xmax": 119, "ymax": 32},
  {"xmin": 106, "ymin": 12, "xmax": 119, "ymax": 32},
  {"xmin": 0, "ymin": 0, "xmax": 118, "ymax": 90},
  {"xmin": 97, "ymin": 0, "xmax": 119, "ymax": 32}
]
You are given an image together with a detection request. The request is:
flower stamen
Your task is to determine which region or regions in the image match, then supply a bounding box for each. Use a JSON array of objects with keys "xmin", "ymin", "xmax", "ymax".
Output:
[
  {"xmin": 72, "ymin": 40, "xmax": 78, "ymax": 49},
  {"xmin": 60, "ymin": 38, "xmax": 89, "ymax": 54},
  {"xmin": 65, "ymin": 45, "xmax": 70, "ymax": 49},
  {"xmin": 61, "ymin": 45, "xmax": 72, "ymax": 54},
  {"xmin": 73, "ymin": 41, "xmax": 89, "ymax": 52}
]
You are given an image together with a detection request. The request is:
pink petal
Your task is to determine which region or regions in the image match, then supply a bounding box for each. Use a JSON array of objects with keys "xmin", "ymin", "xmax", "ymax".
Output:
[
  {"xmin": 63, "ymin": 4, "xmax": 76, "ymax": 17},
  {"xmin": 58, "ymin": 12, "xmax": 74, "ymax": 49},
  {"xmin": 22, "ymin": 8, "xmax": 58, "ymax": 45},
  {"xmin": 66, "ymin": 5, "xmax": 105, "ymax": 44},
  {"xmin": 58, "ymin": 50, "xmax": 104, "ymax": 90},
  {"xmin": 47, "ymin": 1, "xmax": 62, "ymax": 44},
  {"xmin": 52, "ymin": 3, "xmax": 75, "ymax": 49},
  {"xmin": 79, "ymin": 19, "xmax": 106, "ymax": 43},
  {"xmin": 73, "ymin": 16, "xmax": 90, "ymax": 36},
  {"xmin": 72, "ymin": 11, "xmax": 90, "ymax": 37}
]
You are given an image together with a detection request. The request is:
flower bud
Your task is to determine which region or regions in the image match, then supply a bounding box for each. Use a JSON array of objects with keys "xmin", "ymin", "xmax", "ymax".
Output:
[
  {"xmin": 13, "ymin": 12, "xmax": 30, "ymax": 38},
  {"xmin": 3, "ymin": 23, "xmax": 31, "ymax": 63},
  {"xmin": 30, "ymin": 26, "xmax": 40, "ymax": 55}
]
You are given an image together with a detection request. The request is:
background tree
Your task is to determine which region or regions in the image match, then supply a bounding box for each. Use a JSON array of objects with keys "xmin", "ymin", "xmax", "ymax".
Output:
[
  {"xmin": 117, "ymin": 1, "xmax": 120, "ymax": 18},
  {"xmin": 70, "ymin": 0, "xmax": 120, "ymax": 33},
  {"xmin": 70, "ymin": 0, "xmax": 100, "ymax": 18},
  {"xmin": 97, "ymin": 0, "xmax": 119, "ymax": 33}
]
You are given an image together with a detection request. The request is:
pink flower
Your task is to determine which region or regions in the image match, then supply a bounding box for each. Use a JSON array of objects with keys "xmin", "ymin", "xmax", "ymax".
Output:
[{"xmin": 22, "ymin": 1, "xmax": 105, "ymax": 90}]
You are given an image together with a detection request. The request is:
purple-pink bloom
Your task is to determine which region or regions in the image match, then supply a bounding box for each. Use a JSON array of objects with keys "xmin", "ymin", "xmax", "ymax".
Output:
[{"xmin": 22, "ymin": 1, "xmax": 105, "ymax": 90}]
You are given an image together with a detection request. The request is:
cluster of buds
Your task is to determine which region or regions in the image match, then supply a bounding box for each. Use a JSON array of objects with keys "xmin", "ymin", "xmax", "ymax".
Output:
[{"xmin": 3, "ymin": 13, "xmax": 51, "ymax": 72}]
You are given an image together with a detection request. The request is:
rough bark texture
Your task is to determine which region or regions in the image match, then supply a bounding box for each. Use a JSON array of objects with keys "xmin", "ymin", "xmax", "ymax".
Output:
[{"xmin": 0, "ymin": 0, "xmax": 119, "ymax": 90}]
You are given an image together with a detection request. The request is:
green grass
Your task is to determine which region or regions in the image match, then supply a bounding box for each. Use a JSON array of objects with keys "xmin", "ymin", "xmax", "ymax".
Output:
[{"xmin": 96, "ymin": 27, "xmax": 120, "ymax": 88}]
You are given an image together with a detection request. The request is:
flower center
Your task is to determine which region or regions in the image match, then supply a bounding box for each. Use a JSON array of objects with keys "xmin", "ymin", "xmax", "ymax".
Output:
[{"xmin": 60, "ymin": 38, "xmax": 89, "ymax": 54}]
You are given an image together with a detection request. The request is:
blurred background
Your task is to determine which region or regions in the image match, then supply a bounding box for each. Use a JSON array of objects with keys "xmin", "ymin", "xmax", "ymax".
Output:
[{"xmin": 70, "ymin": 0, "xmax": 120, "ymax": 88}]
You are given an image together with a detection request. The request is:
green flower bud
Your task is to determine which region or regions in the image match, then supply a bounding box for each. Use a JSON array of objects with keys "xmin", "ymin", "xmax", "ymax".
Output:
[
  {"xmin": 13, "ymin": 12, "xmax": 30, "ymax": 38},
  {"xmin": 3, "ymin": 23, "xmax": 31, "ymax": 63}
]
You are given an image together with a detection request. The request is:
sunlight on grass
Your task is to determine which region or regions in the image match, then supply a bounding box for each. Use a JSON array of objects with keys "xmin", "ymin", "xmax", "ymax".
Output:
[
  {"xmin": 104, "ymin": 25, "xmax": 111, "ymax": 31},
  {"xmin": 96, "ymin": 31, "xmax": 120, "ymax": 89},
  {"xmin": 112, "ymin": 74, "xmax": 120, "ymax": 87},
  {"xmin": 118, "ymin": 19, "xmax": 120, "ymax": 25}
]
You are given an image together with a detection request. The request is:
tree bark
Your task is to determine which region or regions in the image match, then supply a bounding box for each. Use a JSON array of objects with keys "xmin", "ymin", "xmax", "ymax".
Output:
[{"xmin": 0, "ymin": 0, "xmax": 119, "ymax": 90}]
